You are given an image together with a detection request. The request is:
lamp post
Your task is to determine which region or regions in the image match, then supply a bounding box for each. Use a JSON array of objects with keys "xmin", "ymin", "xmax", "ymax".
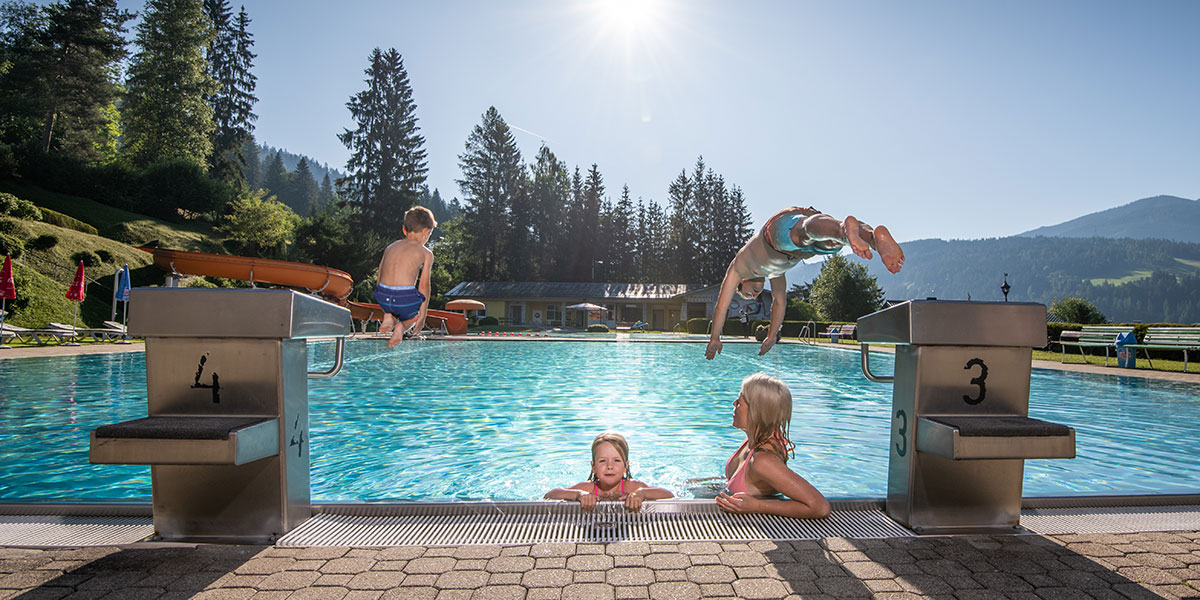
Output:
[{"xmin": 1001, "ymin": 273, "xmax": 1011, "ymax": 302}]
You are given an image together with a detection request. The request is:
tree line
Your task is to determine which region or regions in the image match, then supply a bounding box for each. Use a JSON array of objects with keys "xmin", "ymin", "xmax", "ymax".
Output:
[{"xmin": 0, "ymin": 0, "xmax": 758, "ymax": 305}]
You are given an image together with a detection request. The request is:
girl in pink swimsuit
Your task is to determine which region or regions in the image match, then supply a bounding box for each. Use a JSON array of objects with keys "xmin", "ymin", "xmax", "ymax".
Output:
[
  {"xmin": 545, "ymin": 432, "xmax": 674, "ymax": 512},
  {"xmin": 717, "ymin": 373, "xmax": 830, "ymax": 519}
]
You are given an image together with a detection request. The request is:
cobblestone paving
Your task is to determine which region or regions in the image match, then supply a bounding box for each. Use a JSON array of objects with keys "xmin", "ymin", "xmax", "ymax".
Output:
[{"xmin": 2, "ymin": 531, "xmax": 1199, "ymax": 599}]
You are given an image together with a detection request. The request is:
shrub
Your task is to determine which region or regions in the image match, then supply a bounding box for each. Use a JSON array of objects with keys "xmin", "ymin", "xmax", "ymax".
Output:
[
  {"xmin": 138, "ymin": 158, "xmax": 233, "ymax": 222},
  {"xmin": 39, "ymin": 207, "xmax": 98, "ymax": 235},
  {"xmin": 70, "ymin": 250, "xmax": 101, "ymax": 268},
  {"xmin": 686, "ymin": 318, "xmax": 711, "ymax": 334},
  {"xmin": 478, "ymin": 315, "xmax": 499, "ymax": 326},
  {"xmin": 754, "ymin": 324, "xmax": 769, "ymax": 342},
  {"xmin": 0, "ymin": 232, "xmax": 24, "ymax": 258},
  {"xmin": 0, "ymin": 217, "xmax": 18, "ymax": 234},
  {"xmin": 29, "ymin": 234, "xmax": 59, "ymax": 250},
  {"xmin": 587, "ymin": 324, "xmax": 609, "ymax": 333},
  {"xmin": 0, "ymin": 192, "xmax": 41, "ymax": 220},
  {"xmin": 95, "ymin": 249, "xmax": 113, "ymax": 263}
]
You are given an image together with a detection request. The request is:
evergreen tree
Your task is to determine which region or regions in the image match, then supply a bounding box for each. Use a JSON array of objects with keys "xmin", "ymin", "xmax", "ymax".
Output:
[
  {"xmin": 292, "ymin": 156, "xmax": 318, "ymax": 216},
  {"xmin": 204, "ymin": 0, "xmax": 256, "ymax": 188},
  {"xmin": 123, "ymin": 0, "xmax": 217, "ymax": 168},
  {"xmin": 564, "ymin": 166, "xmax": 586, "ymax": 281},
  {"xmin": 582, "ymin": 164, "xmax": 605, "ymax": 281},
  {"xmin": 318, "ymin": 172, "xmax": 334, "ymax": 207},
  {"xmin": 337, "ymin": 47, "xmax": 427, "ymax": 236},
  {"xmin": 241, "ymin": 137, "xmax": 260, "ymax": 188},
  {"xmin": 260, "ymin": 151, "xmax": 288, "ymax": 207},
  {"xmin": 665, "ymin": 170, "xmax": 694, "ymax": 283},
  {"xmin": 529, "ymin": 144, "xmax": 571, "ymax": 280},
  {"xmin": 810, "ymin": 254, "xmax": 884, "ymax": 321},
  {"xmin": 455, "ymin": 106, "xmax": 523, "ymax": 280},
  {"xmin": 0, "ymin": 0, "xmax": 131, "ymax": 161},
  {"xmin": 609, "ymin": 184, "xmax": 635, "ymax": 280}
]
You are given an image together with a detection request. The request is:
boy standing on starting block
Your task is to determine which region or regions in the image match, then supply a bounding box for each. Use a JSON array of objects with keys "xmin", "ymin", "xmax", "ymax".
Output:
[{"xmin": 374, "ymin": 206, "xmax": 437, "ymax": 348}]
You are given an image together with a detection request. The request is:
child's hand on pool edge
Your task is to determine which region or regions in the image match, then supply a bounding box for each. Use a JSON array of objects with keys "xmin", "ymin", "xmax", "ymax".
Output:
[{"xmin": 578, "ymin": 490, "xmax": 598, "ymax": 512}]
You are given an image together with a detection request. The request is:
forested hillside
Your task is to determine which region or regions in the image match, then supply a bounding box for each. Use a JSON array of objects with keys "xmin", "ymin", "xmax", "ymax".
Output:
[
  {"xmin": 789, "ymin": 236, "xmax": 1200, "ymax": 323},
  {"xmin": 1019, "ymin": 195, "xmax": 1200, "ymax": 243}
]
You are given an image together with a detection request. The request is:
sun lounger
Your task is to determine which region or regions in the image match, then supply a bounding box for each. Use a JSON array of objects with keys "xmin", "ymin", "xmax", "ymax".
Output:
[
  {"xmin": 49, "ymin": 322, "xmax": 126, "ymax": 342},
  {"xmin": 0, "ymin": 323, "xmax": 78, "ymax": 345}
]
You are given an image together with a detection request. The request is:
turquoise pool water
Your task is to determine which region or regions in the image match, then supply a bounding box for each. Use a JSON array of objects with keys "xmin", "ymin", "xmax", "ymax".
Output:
[{"xmin": 1, "ymin": 340, "xmax": 1198, "ymax": 502}]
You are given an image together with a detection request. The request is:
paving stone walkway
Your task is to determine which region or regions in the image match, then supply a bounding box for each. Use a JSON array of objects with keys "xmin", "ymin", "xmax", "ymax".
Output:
[{"xmin": 2, "ymin": 530, "xmax": 1199, "ymax": 599}]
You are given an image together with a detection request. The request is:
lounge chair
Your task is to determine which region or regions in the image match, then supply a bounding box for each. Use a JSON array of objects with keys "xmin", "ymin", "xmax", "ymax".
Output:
[
  {"xmin": 49, "ymin": 322, "xmax": 124, "ymax": 342},
  {"xmin": 0, "ymin": 323, "xmax": 78, "ymax": 345}
]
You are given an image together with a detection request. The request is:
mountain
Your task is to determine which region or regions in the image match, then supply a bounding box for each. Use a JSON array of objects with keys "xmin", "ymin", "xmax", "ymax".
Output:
[{"xmin": 1018, "ymin": 195, "xmax": 1200, "ymax": 243}]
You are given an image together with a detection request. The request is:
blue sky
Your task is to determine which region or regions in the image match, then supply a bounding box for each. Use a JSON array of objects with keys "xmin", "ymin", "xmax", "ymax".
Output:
[{"xmin": 117, "ymin": 0, "xmax": 1200, "ymax": 243}]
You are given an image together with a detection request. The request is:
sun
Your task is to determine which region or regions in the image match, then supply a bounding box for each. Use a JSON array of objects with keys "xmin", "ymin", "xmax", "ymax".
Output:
[{"xmin": 594, "ymin": 0, "xmax": 662, "ymax": 36}]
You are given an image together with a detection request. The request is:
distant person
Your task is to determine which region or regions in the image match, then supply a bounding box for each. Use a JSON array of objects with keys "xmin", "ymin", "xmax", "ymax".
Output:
[
  {"xmin": 545, "ymin": 432, "xmax": 674, "ymax": 512},
  {"xmin": 706, "ymin": 206, "xmax": 904, "ymax": 359},
  {"xmin": 375, "ymin": 206, "xmax": 437, "ymax": 347},
  {"xmin": 717, "ymin": 373, "xmax": 829, "ymax": 519}
]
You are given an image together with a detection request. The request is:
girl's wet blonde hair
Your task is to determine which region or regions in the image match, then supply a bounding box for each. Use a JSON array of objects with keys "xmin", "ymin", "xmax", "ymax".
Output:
[
  {"xmin": 589, "ymin": 432, "xmax": 632, "ymax": 482},
  {"xmin": 740, "ymin": 373, "xmax": 796, "ymax": 460}
]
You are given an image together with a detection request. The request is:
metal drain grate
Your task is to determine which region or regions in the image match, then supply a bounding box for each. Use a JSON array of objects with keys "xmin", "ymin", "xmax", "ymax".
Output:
[
  {"xmin": 278, "ymin": 501, "xmax": 913, "ymax": 547},
  {"xmin": 1021, "ymin": 505, "xmax": 1200, "ymax": 535},
  {"xmin": 0, "ymin": 515, "xmax": 154, "ymax": 547}
]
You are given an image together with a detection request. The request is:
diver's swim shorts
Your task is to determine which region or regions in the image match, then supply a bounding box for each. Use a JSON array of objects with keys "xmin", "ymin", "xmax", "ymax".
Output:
[{"xmin": 374, "ymin": 284, "xmax": 425, "ymax": 321}]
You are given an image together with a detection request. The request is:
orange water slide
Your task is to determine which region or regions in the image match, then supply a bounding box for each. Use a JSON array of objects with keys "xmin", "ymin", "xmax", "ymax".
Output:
[
  {"xmin": 348, "ymin": 301, "xmax": 467, "ymax": 335},
  {"xmin": 148, "ymin": 248, "xmax": 354, "ymax": 302}
]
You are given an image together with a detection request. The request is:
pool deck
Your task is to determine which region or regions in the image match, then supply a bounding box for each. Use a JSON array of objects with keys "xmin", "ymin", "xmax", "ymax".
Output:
[{"xmin": 3, "ymin": 340, "xmax": 1199, "ymax": 598}]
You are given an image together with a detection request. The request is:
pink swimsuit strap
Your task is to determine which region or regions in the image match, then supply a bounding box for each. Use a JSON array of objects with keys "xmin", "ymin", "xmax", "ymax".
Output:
[
  {"xmin": 593, "ymin": 479, "xmax": 626, "ymax": 496},
  {"xmin": 726, "ymin": 440, "xmax": 754, "ymax": 495}
]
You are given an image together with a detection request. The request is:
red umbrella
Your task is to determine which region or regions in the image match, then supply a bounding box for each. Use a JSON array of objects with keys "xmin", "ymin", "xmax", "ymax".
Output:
[
  {"xmin": 1, "ymin": 255, "xmax": 14, "ymax": 349},
  {"xmin": 66, "ymin": 261, "xmax": 86, "ymax": 302},
  {"xmin": 63, "ymin": 261, "xmax": 85, "ymax": 345},
  {"xmin": 0, "ymin": 255, "xmax": 14, "ymax": 301}
]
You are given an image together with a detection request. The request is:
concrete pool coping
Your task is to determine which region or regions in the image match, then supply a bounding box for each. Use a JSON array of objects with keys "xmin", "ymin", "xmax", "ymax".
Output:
[{"xmin": 3, "ymin": 342, "xmax": 1200, "ymax": 597}]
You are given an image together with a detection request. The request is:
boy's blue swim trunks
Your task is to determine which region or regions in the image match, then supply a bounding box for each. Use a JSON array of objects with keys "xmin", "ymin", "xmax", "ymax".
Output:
[{"xmin": 374, "ymin": 284, "xmax": 425, "ymax": 321}]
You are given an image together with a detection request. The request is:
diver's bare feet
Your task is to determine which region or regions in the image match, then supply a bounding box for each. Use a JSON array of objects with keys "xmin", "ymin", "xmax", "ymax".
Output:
[
  {"xmin": 843, "ymin": 216, "xmax": 873, "ymax": 260},
  {"xmin": 873, "ymin": 225, "xmax": 905, "ymax": 273},
  {"xmin": 387, "ymin": 329, "xmax": 404, "ymax": 347},
  {"xmin": 380, "ymin": 315, "xmax": 396, "ymax": 334}
]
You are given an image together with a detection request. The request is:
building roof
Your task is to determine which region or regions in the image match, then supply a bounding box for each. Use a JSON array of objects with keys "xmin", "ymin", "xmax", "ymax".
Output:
[{"xmin": 445, "ymin": 281, "xmax": 715, "ymax": 301}]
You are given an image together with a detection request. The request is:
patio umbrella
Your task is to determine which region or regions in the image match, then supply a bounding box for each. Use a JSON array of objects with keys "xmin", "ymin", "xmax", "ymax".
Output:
[
  {"xmin": 0, "ymin": 255, "xmax": 13, "ymax": 349},
  {"xmin": 445, "ymin": 299, "xmax": 485, "ymax": 311},
  {"xmin": 566, "ymin": 302, "xmax": 606, "ymax": 311},
  {"xmin": 64, "ymin": 261, "xmax": 85, "ymax": 346}
]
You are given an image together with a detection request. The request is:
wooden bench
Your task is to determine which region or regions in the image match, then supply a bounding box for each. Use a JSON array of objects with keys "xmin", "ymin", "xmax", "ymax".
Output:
[
  {"xmin": 1057, "ymin": 325, "xmax": 1132, "ymax": 366},
  {"xmin": 1125, "ymin": 327, "xmax": 1200, "ymax": 373},
  {"xmin": 817, "ymin": 324, "xmax": 856, "ymax": 342}
]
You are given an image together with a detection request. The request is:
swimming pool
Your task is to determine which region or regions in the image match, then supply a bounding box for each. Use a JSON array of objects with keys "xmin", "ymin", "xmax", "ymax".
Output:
[{"xmin": 1, "ymin": 340, "xmax": 1198, "ymax": 502}]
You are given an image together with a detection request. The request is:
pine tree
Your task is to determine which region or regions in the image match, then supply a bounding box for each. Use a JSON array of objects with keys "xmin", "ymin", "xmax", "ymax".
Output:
[
  {"xmin": 455, "ymin": 106, "xmax": 523, "ymax": 280},
  {"xmin": 0, "ymin": 0, "xmax": 131, "ymax": 161},
  {"xmin": 292, "ymin": 157, "xmax": 318, "ymax": 216},
  {"xmin": 204, "ymin": 0, "xmax": 257, "ymax": 188},
  {"xmin": 645, "ymin": 199, "xmax": 668, "ymax": 282},
  {"xmin": 529, "ymin": 144, "xmax": 571, "ymax": 280},
  {"xmin": 261, "ymin": 151, "xmax": 288, "ymax": 207},
  {"xmin": 666, "ymin": 170, "xmax": 694, "ymax": 283},
  {"xmin": 241, "ymin": 137, "xmax": 260, "ymax": 188},
  {"xmin": 582, "ymin": 164, "xmax": 605, "ymax": 281},
  {"xmin": 565, "ymin": 167, "xmax": 586, "ymax": 281},
  {"xmin": 122, "ymin": 0, "xmax": 218, "ymax": 167},
  {"xmin": 318, "ymin": 172, "xmax": 335, "ymax": 208},
  {"xmin": 338, "ymin": 47, "xmax": 427, "ymax": 236},
  {"xmin": 609, "ymin": 185, "xmax": 635, "ymax": 280}
]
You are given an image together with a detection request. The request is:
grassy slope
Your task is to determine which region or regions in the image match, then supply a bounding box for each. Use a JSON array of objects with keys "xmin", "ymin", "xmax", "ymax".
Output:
[{"xmin": 0, "ymin": 181, "xmax": 223, "ymax": 253}]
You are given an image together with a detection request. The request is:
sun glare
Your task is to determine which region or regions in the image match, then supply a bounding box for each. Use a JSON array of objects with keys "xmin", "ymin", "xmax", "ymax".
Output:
[{"xmin": 594, "ymin": 0, "xmax": 662, "ymax": 35}]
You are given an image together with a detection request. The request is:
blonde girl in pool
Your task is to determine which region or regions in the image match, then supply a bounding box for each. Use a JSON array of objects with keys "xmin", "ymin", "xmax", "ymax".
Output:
[
  {"xmin": 718, "ymin": 373, "xmax": 830, "ymax": 518},
  {"xmin": 545, "ymin": 432, "xmax": 674, "ymax": 512}
]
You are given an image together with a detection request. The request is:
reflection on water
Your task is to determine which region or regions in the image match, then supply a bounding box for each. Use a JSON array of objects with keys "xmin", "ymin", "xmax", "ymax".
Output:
[{"xmin": 0, "ymin": 341, "xmax": 1198, "ymax": 502}]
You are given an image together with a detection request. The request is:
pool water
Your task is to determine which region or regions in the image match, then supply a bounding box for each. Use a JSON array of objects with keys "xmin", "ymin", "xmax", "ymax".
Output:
[{"xmin": 1, "ymin": 340, "xmax": 1198, "ymax": 502}]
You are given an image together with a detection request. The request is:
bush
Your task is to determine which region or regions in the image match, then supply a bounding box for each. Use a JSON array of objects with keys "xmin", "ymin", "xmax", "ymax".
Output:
[
  {"xmin": 0, "ymin": 232, "xmax": 24, "ymax": 258},
  {"xmin": 478, "ymin": 315, "xmax": 498, "ymax": 326},
  {"xmin": 0, "ymin": 192, "xmax": 41, "ymax": 220},
  {"xmin": 95, "ymin": 249, "xmax": 113, "ymax": 263},
  {"xmin": 138, "ymin": 158, "xmax": 233, "ymax": 222},
  {"xmin": 587, "ymin": 324, "xmax": 609, "ymax": 333},
  {"xmin": 29, "ymin": 234, "xmax": 59, "ymax": 250},
  {"xmin": 39, "ymin": 207, "xmax": 99, "ymax": 235},
  {"xmin": 70, "ymin": 250, "xmax": 101, "ymax": 268},
  {"xmin": 686, "ymin": 318, "xmax": 711, "ymax": 334},
  {"xmin": 754, "ymin": 324, "xmax": 769, "ymax": 342},
  {"xmin": 0, "ymin": 217, "xmax": 18, "ymax": 234}
]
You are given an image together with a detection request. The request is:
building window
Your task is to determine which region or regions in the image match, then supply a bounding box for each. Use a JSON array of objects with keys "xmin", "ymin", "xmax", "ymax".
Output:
[{"xmin": 546, "ymin": 303, "xmax": 561, "ymax": 324}]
